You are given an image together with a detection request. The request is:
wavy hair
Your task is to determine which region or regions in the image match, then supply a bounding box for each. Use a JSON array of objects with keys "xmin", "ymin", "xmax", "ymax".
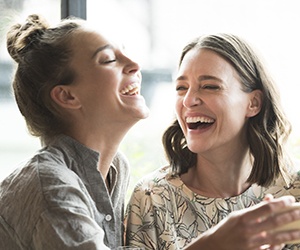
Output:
[{"xmin": 162, "ymin": 33, "xmax": 292, "ymax": 187}]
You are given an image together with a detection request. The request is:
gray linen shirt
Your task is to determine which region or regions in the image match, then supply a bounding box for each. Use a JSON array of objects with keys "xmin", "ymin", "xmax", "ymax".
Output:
[{"xmin": 0, "ymin": 135, "xmax": 130, "ymax": 249}]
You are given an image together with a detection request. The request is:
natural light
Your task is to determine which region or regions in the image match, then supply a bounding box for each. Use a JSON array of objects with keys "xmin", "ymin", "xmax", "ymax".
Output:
[{"xmin": 0, "ymin": 0, "xmax": 300, "ymax": 196}]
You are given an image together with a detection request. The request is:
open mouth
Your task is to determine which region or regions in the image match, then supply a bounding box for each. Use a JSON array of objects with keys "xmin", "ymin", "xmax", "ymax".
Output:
[
  {"xmin": 186, "ymin": 116, "xmax": 215, "ymax": 130},
  {"xmin": 121, "ymin": 83, "xmax": 139, "ymax": 96}
]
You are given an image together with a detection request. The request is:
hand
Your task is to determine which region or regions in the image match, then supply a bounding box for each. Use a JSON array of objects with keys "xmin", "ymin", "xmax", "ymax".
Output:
[{"xmin": 185, "ymin": 195, "xmax": 300, "ymax": 250}]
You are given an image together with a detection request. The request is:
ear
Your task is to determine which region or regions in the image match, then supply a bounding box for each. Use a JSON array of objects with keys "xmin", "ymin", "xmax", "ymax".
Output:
[
  {"xmin": 246, "ymin": 89, "xmax": 263, "ymax": 117},
  {"xmin": 50, "ymin": 85, "xmax": 81, "ymax": 110}
]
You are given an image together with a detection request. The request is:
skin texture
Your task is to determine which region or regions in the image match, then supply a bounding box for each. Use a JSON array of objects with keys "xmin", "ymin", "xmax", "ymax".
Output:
[
  {"xmin": 50, "ymin": 28, "xmax": 149, "ymax": 178},
  {"xmin": 175, "ymin": 48, "xmax": 259, "ymax": 155},
  {"xmin": 177, "ymin": 48, "xmax": 262, "ymax": 198}
]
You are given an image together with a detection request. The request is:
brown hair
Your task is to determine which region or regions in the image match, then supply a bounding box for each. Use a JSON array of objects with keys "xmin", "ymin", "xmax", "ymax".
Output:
[
  {"xmin": 162, "ymin": 33, "xmax": 292, "ymax": 187},
  {"xmin": 7, "ymin": 14, "xmax": 82, "ymax": 143}
]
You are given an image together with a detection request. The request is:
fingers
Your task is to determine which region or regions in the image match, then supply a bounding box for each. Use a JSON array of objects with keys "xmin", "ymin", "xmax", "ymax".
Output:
[
  {"xmin": 241, "ymin": 195, "xmax": 296, "ymax": 226},
  {"xmin": 198, "ymin": 196, "xmax": 300, "ymax": 249},
  {"xmin": 252, "ymin": 205, "xmax": 300, "ymax": 234},
  {"xmin": 263, "ymin": 194, "xmax": 274, "ymax": 202},
  {"xmin": 271, "ymin": 229, "xmax": 300, "ymax": 245},
  {"xmin": 268, "ymin": 244, "xmax": 285, "ymax": 250},
  {"xmin": 231, "ymin": 195, "xmax": 300, "ymax": 248},
  {"xmin": 258, "ymin": 244, "xmax": 283, "ymax": 250},
  {"xmin": 251, "ymin": 228, "xmax": 300, "ymax": 248}
]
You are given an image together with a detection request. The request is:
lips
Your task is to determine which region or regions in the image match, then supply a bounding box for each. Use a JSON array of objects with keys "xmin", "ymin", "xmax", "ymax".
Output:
[
  {"xmin": 121, "ymin": 83, "xmax": 139, "ymax": 96},
  {"xmin": 186, "ymin": 116, "xmax": 215, "ymax": 130}
]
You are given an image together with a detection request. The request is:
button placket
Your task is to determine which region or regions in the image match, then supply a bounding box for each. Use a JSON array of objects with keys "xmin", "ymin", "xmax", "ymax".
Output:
[{"xmin": 105, "ymin": 214, "xmax": 112, "ymax": 221}]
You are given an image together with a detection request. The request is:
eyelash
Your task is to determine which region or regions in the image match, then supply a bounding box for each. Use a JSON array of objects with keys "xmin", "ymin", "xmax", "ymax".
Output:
[
  {"xmin": 203, "ymin": 85, "xmax": 219, "ymax": 90},
  {"xmin": 175, "ymin": 85, "xmax": 220, "ymax": 91},
  {"xmin": 176, "ymin": 86, "xmax": 186, "ymax": 91},
  {"xmin": 103, "ymin": 59, "xmax": 116, "ymax": 64}
]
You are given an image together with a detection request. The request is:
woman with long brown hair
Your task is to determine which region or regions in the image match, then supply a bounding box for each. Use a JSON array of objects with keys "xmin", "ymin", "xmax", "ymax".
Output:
[{"xmin": 125, "ymin": 33, "xmax": 300, "ymax": 250}]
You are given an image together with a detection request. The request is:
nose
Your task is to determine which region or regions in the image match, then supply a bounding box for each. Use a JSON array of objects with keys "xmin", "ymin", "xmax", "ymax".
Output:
[
  {"xmin": 122, "ymin": 55, "xmax": 140, "ymax": 74},
  {"xmin": 183, "ymin": 89, "xmax": 202, "ymax": 108}
]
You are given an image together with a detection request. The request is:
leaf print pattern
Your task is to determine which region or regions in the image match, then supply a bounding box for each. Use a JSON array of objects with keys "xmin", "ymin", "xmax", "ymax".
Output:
[{"xmin": 125, "ymin": 166, "xmax": 300, "ymax": 250}]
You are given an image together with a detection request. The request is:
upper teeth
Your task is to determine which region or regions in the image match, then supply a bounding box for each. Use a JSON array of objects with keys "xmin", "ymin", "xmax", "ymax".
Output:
[
  {"xmin": 121, "ymin": 83, "xmax": 139, "ymax": 95},
  {"xmin": 186, "ymin": 116, "xmax": 214, "ymax": 123}
]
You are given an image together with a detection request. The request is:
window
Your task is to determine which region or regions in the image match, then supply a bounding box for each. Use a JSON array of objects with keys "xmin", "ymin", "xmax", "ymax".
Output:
[
  {"xmin": 0, "ymin": 0, "xmax": 60, "ymax": 179},
  {"xmin": 1, "ymin": 0, "xmax": 299, "ymax": 193}
]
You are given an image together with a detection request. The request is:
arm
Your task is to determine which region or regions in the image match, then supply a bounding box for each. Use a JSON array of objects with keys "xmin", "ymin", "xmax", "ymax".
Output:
[
  {"xmin": 31, "ymin": 167, "xmax": 111, "ymax": 250},
  {"xmin": 32, "ymin": 205, "xmax": 110, "ymax": 250},
  {"xmin": 184, "ymin": 195, "xmax": 300, "ymax": 250}
]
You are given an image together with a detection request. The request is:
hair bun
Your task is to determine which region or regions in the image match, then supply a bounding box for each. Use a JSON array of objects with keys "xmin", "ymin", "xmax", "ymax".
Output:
[{"xmin": 7, "ymin": 14, "xmax": 50, "ymax": 63}]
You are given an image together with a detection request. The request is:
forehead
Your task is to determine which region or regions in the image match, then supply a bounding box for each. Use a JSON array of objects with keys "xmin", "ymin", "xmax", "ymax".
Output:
[
  {"xmin": 179, "ymin": 48, "xmax": 237, "ymax": 75},
  {"xmin": 182, "ymin": 48, "xmax": 225, "ymax": 66},
  {"xmin": 71, "ymin": 29, "xmax": 111, "ymax": 52}
]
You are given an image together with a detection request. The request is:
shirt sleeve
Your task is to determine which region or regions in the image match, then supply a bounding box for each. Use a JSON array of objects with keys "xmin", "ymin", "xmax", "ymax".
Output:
[
  {"xmin": 31, "ymin": 165, "xmax": 111, "ymax": 250},
  {"xmin": 32, "ymin": 205, "xmax": 110, "ymax": 250}
]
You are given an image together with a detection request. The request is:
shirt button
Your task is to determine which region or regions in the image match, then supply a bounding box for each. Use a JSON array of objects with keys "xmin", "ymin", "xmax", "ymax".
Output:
[{"xmin": 105, "ymin": 214, "xmax": 112, "ymax": 221}]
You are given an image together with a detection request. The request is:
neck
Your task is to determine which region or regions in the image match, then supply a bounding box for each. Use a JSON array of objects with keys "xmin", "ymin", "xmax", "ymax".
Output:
[
  {"xmin": 66, "ymin": 123, "xmax": 133, "ymax": 179},
  {"xmin": 181, "ymin": 149, "xmax": 253, "ymax": 198}
]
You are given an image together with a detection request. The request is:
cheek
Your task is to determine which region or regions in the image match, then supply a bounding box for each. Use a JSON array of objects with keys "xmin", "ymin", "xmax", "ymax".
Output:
[
  {"xmin": 100, "ymin": 70, "xmax": 118, "ymax": 82},
  {"xmin": 175, "ymin": 97, "xmax": 183, "ymax": 115},
  {"xmin": 221, "ymin": 103, "xmax": 249, "ymax": 130},
  {"xmin": 175, "ymin": 98, "xmax": 187, "ymax": 131},
  {"xmin": 86, "ymin": 66, "xmax": 119, "ymax": 85}
]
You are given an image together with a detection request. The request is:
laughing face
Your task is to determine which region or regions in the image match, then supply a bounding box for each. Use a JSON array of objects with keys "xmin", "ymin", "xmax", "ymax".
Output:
[
  {"xmin": 65, "ymin": 29, "xmax": 149, "ymax": 131},
  {"xmin": 175, "ymin": 48, "xmax": 261, "ymax": 155}
]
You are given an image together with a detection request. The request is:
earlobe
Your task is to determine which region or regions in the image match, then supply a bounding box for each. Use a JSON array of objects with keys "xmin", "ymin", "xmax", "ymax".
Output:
[
  {"xmin": 247, "ymin": 90, "xmax": 263, "ymax": 117},
  {"xmin": 50, "ymin": 85, "xmax": 81, "ymax": 109}
]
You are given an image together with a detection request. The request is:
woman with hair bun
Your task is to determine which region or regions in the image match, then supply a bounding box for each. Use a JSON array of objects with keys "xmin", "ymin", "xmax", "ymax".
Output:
[{"xmin": 0, "ymin": 14, "xmax": 149, "ymax": 249}]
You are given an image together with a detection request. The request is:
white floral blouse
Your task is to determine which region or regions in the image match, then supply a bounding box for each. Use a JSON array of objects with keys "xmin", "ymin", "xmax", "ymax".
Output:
[{"xmin": 125, "ymin": 166, "xmax": 300, "ymax": 250}]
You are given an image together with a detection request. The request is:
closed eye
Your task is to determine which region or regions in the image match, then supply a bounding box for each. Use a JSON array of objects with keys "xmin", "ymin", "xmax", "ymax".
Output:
[
  {"xmin": 176, "ymin": 84, "xmax": 188, "ymax": 91},
  {"xmin": 103, "ymin": 59, "xmax": 116, "ymax": 64},
  {"xmin": 202, "ymin": 85, "xmax": 220, "ymax": 90}
]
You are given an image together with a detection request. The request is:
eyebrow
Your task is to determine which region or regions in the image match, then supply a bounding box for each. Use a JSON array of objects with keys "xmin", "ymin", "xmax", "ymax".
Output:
[
  {"xmin": 176, "ymin": 75, "xmax": 223, "ymax": 83},
  {"xmin": 92, "ymin": 44, "xmax": 114, "ymax": 58}
]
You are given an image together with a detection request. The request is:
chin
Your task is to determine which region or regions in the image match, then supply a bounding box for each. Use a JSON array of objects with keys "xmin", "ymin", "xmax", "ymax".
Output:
[
  {"xmin": 135, "ymin": 105, "xmax": 150, "ymax": 120},
  {"xmin": 186, "ymin": 141, "xmax": 206, "ymax": 154}
]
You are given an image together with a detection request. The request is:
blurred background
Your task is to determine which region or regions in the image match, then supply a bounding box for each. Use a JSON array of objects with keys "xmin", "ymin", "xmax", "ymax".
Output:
[{"xmin": 1, "ymin": 0, "xmax": 300, "ymax": 201}]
